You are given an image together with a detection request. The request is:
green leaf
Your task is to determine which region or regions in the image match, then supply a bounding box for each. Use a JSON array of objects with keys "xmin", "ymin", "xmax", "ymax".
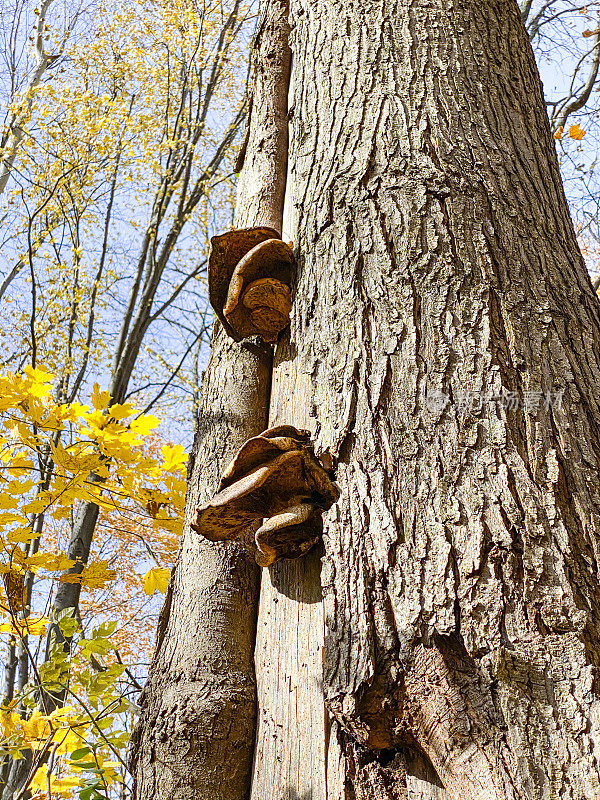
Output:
[
  {"xmin": 93, "ymin": 620, "xmax": 117, "ymax": 638},
  {"xmin": 58, "ymin": 612, "xmax": 81, "ymax": 638},
  {"xmin": 70, "ymin": 747, "xmax": 92, "ymax": 760}
]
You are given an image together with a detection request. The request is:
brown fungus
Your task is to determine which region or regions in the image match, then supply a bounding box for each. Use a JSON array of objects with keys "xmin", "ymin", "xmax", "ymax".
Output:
[
  {"xmin": 191, "ymin": 426, "xmax": 340, "ymax": 566},
  {"xmin": 255, "ymin": 503, "xmax": 324, "ymax": 567},
  {"xmin": 208, "ymin": 227, "xmax": 295, "ymax": 343}
]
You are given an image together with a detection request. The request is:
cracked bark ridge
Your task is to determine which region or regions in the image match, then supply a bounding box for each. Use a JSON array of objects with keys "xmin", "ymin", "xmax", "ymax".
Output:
[
  {"xmin": 209, "ymin": 228, "xmax": 295, "ymax": 343},
  {"xmin": 266, "ymin": 0, "xmax": 600, "ymax": 795},
  {"xmin": 191, "ymin": 424, "xmax": 340, "ymax": 566}
]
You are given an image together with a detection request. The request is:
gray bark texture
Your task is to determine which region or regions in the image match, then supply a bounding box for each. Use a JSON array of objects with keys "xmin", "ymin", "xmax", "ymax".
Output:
[
  {"xmin": 128, "ymin": 336, "xmax": 268, "ymax": 800},
  {"xmin": 135, "ymin": 0, "xmax": 600, "ymax": 798},
  {"xmin": 129, "ymin": 3, "xmax": 290, "ymax": 799},
  {"xmin": 262, "ymin": 0, "xmax": 600, "ymax": 797}
]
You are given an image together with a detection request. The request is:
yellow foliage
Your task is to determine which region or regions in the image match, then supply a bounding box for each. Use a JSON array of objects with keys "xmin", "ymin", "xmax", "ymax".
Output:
[
  {"xmin": 59, "ymin": 561, "xmax": 117, "ymax": 589},
  {"xmin": 91, "ymin": 384, "xmax": 111, "ymax": 411},
  {"xmin": 143, "ymin": 567, "xmax": 171, "ymax": 595},
  {"xmin": 0, "ymin": 615, "xmax": 49, "ymax": 637},
  {"xmin": 161, "ymin": 443, "xmax": 188, "ymax": 472},
  {"xmin": 0, "ymin": 0, "xmax": 250, "ymax": 793}
]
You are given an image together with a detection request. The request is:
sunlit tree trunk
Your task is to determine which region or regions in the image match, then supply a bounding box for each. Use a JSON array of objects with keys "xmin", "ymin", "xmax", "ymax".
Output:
[
  {"xmin": 136, "ymin": 0, "xmax": 600, "ymax": 797},
  {"xmin": 130, "ymin": 2, "xmax": 291, "ymax": 797}
]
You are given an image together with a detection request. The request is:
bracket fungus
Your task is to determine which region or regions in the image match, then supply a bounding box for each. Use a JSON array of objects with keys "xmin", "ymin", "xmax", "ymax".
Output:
[
  {"xmin": 208, "ymin": 227, "xmax": 295, "ymax": 343},
  {"xmin": 191, "ymin": 425, "xmax": 340, "ymax": 567}
]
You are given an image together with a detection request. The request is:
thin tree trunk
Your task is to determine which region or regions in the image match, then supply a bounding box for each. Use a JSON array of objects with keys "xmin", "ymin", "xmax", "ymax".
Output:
[
  {"xmin": 130, "ymin": 3, "xmax": 291, "ymax": 798},
  {"xmin": 252, "ymin": 0, "xmax": 600, "ymax": 797}
]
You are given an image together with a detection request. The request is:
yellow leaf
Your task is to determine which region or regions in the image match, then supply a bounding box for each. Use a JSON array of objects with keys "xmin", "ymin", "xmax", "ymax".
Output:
[
  {"xmin": 0, "ymin": 495, "xmax": 18, "ymax": 510},
  {"xmin": 130, "ymin": 414, "xmax": 160, "ymax": 436},
  {"xmin": 6, "ymin": 525, "xmax": 39, "ymax": 544},
  {"xmin": 59, "ymin": 560, "xmax": 116, "ymax": 589},
  {"xmin": 109, "ymin": 402, "xmax": 136, "ymax": 420},
  {"xmin": 26, "ymin": 553, "xmax": 76, "ymax": 571},
  {"xmin": 4, "ymin": 455, "xmax": 35, "ymax": 476},
  {"xmin": 53, "ymin": 774, "xmax": 82, "ymax": 793},
  {"xmin": 161, "ymin": 443, "xmax": 188, "ymax": 472},
  {"xmin": 554, "ymin": 126, "xmax": 563, "ymax": 140},
  {"xmin": 6, "ymin": 478, "xmax": 36, "ymax": 494},
  {"xmin": 143, "ymin": 567, "xmax": 171, "ymax": 595},
  {"xmin": 20, "ymin": 498, "xmax": 49, "ymax": 514},
  {"xmin": 569, "ymin": 123, "xmax": 586, "ymax": 140},
  {"xmin": 0, "ymin": 615, "xmax": 49, "ymax": 637},
  {"xmin": 51, "ymin": 441, "xmax": 102, "ymax": 474},
  {"xmin": 23, "ymin": 365, "xmax": 53, "ymax": 398},
  {"xmin": 91, "ymin": 383, "xmax": 111, "ymax": 410},
  {"xmin": 56, "ymin": 402, "xmax": 89, "ymax": 421},
  {"xmin": 0, "ymin": 708, "xmax": 20, "ymax": 738}
]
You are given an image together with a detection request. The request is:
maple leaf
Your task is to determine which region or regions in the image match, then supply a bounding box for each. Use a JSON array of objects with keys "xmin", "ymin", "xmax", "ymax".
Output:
[
  {"xmin": 143, "ymin": 567, "xmax": 171, "ymax": 595},
  {"xmin": 0, "ymin": 615, "xmax": 49, "ymax": 637},
  {"xmin": 569, "ymin": 123, "xmax": 586, "ymax": 140},
  {"xmin": 109, "ymin": 402, "xmax": 135, "ymax": 420},
  {"xmin": 26, "ymin": 552, "xmax": 76, "ymax": 571},
  {"xmin": 59, "ymin": 560, "xmax": 117, "ymax": 589},
  {"xmin": 130, "ymin": 414, "xmax": 160, "ymax": 436},
  {"xmin": 23, "ymin": 365, "xmax": 53, "ymax": 398},
  {"xmin": 161, "ymin": 443, "xmax": 188, "ymax": 472},
  {"xmin": 91, "ymin": 383, "xmax": 111, "ymax": 410}
]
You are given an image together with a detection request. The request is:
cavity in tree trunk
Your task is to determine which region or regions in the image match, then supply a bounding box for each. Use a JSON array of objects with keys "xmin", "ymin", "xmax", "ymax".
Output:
[{"xmin": 134, "ymin": 0, "xmax": 600, "ymax": 798}]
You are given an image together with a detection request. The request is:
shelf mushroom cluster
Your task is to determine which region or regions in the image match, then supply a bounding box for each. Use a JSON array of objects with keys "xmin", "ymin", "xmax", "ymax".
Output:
[
  {"xmin": 191, "ymin": 426, "xmax": 340, "ymax": 567},
  {"xmin": 208, "ymin": 226, "xmax": 295, "ymax": 344}
]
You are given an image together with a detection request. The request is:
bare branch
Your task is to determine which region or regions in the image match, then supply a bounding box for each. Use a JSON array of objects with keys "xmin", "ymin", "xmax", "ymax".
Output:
[{"xmin": 553, "ymin": 32, "xmax": 600, "ymax": 130}]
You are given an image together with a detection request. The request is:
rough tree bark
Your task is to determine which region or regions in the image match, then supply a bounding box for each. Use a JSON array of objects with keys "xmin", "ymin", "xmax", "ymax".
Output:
[
  {"xmin": 136, "ymin": 0, "xmax": 600, "ymax": 798},
  {"xmin": 130, "ymin": 3, "xmax": 291, "ymax": 799}
]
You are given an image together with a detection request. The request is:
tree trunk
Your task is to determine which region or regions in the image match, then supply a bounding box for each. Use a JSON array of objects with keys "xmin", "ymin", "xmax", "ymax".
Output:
[
  {"xmin": 251, "ymin": 0, "xmax": 600, "ymax": 796},
  {"xmin": 130, "ymin": 3, "xmax": 291, "ymax": 798},
  {"xmin": 137, "ymin": 0, "xmax": 600, "ymax": 797}
]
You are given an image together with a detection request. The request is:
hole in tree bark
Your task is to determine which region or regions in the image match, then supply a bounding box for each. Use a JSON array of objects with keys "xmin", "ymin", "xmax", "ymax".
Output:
[{"xmin": 376, "ymin": 747, "xmax": 400, "ymax": 766}]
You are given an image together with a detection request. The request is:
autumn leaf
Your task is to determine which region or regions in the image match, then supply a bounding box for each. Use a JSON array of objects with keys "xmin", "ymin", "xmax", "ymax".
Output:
[
  {"xmin": 143, "ymin": 567, "xmax": 171, "ymax": 595},
  {"xmin": 161, "ymin": 443, "xmax": 188, "ymax": 472},
  {"xmin": 0, "ymin": 615, "xmax": 49, "ymax": 637},
  {"xmin": 130, "ymin": 414, "xmax": 160, "ymax": 436},
  {"xmin": 91, "ymin": 383, "xmax": 111, "ymax": 410},
  {"xmin": 554, "ymin": 126, "xmax": 563, "ymax": 140},
  {"xmin": 569, "ymin": 123, "xmax": 586, "ymax": 140},
  {"xmin": 146, "ymin": 497, "xmax": 165, "ymax": 519},
  {"xmin": 2, "ymin": 569, "xmax": 26, "ymax": 612},
  {"xmin": 59, "ymin": 560, "xmax": 117, "ymax": 589},
  {"xmin": 26, "ymin": 552, "xmax": 76, "ymax": 572},
  {"xmin": 109, "ymin": 402, "xmax": 135, "ymax": 420},
  {"xmin": 0, "ymin": 495, "xmax": 19, "ymax": 510},
  {"xmin": 23, "ymin": 365, "xmax": 53, "ymax": 398}
]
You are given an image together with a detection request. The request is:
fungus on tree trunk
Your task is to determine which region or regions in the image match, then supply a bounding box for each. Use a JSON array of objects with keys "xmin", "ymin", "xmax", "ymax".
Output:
[
  {"xmin": 208, "ymin": 227, "xmax": 295, "ymax": 343},
  {"xmin": 190, "ymin": 425, "xmax": 340, "ymax": 566}
]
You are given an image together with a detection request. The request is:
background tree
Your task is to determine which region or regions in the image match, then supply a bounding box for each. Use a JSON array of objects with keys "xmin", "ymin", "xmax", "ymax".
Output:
[
  {"xmin": 133, "ymin": 1, "xmax": 600, "ymax": 799},
  {"xmin": 0, "ymin": 0, "xmax": 252, "ymax": 796},
  {"xmin": 130, "ymin": 0, "xmax": 290, "ymax": 794},
  {"xmin": 522, "ymin": 1, "xmax": 600, "ymax": 254},
  {"xmin": 0, "ymin": 367, "xmax": 186, "ymax": 799}
]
